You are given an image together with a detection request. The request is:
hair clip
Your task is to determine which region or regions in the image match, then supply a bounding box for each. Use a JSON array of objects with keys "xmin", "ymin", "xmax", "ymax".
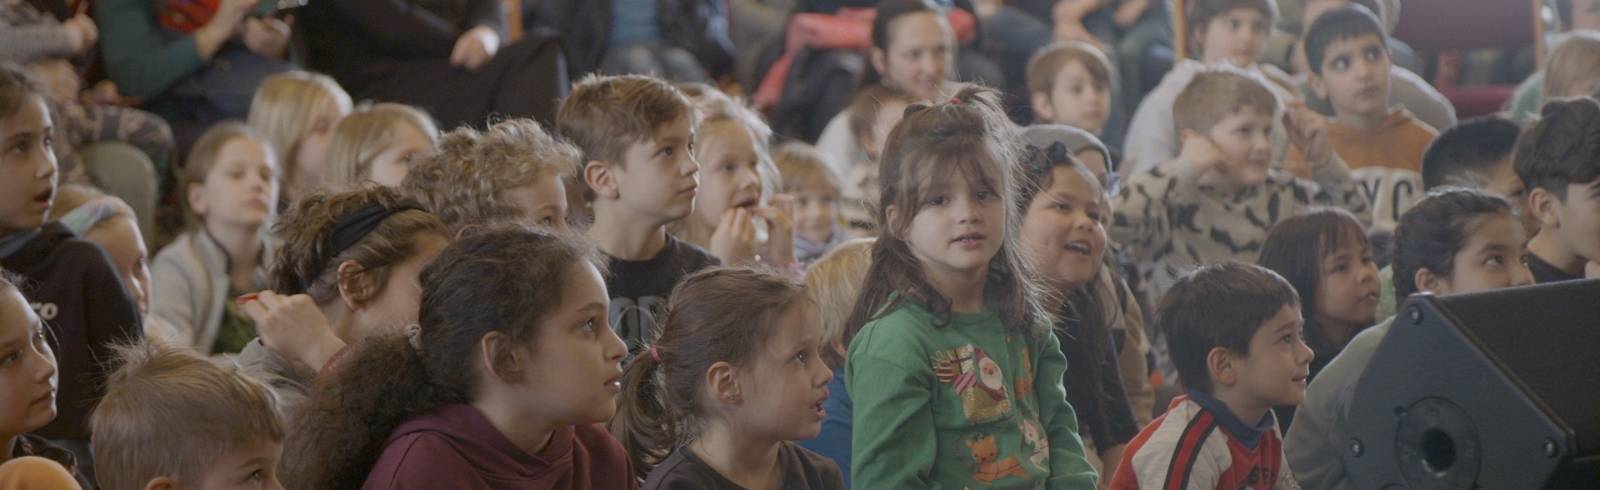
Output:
[
  {"xmin": 649, "ymin": 345, "xmax": 663, "ymax": 362},
  {"xmin": 948, "ymin": 96, "xmax": 963, "ymax": 105}
]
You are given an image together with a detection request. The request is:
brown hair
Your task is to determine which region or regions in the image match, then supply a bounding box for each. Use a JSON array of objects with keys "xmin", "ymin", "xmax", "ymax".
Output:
[
  {"xmin": 1173, "ymin": 66, "xmax": 1281, "ymax": 135},
  {"xmin": 0, "ymin": 63, "xmax": 46, "ymax": 121},
  {"xmin": 847, "ymin": 83, "xmax": 916, "ymax": 147},
  {"xmin": 1257, "ymin": 208, "xmax": 1370, "ymax": 352},
  {"xmin": 180, "ymin": 121, "xmax": 277, "ymax": 227},
  {"xmin": 1542, "ymin": 32, "xmax": 1600, "ymax": 100},
  {"xmin": 1186, "ymin": 0, "xmax": 1279, "ymax": 49},
  {"xmin": 402, "ymin": 118, "xmax": 579, "ymax": 233},
  {"xmin": 269, "ymin": 186, "xmax": 447, "ymax": 308},
  {"xmin": 90, "ymin": 340, "xmax": 283, "ymax": 490},
  {"xmin": 775, "ymin": 142, "xmax": 843, "ymax": 196},
  {"xmin": 324, "ymin": 103, "xmax": 439, "ymax": 188},
  {"xmin": 843, "ymin": 85, "xmax": 1050, "ymax": 345},
  {"xmin": 1026, "ymin": 41, "xmax": 1114, "ymax": 96},
  {"xmin": 615, "ymin": 267, "xmax": 812, "ymax": 479},
  {"xmin": 1160, "ymin": 262, "xmax": 1299, "ymax": 393},
  {"xmin": 803, "ymin": 239, "xmax": 874, "ymax": 369},
  {"xmin": 1514, "ymin": 96, "xmax": 1600, "ymax": 199},
  {"xmin": 556, "ymin": 74, "xmax": 692, "ymax": 202},
  {"xmin": 283, "ymin": 228, "xmax": 605, "ymax": 489}
]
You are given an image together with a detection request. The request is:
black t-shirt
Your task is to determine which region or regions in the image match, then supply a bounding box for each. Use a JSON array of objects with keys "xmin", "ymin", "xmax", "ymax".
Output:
[
  {"xmin": 1526, "ymin": 253, "xmax": 1584, "ymax": 284},
  {"xmin": 1055, "ymin": 301, "xmax": 1140, "ymax": 451},
  {"xmin": 605, "ymin": 236, "xmax": 718, "ymax": 353},
  {"xmin": 643, "ymin": 442, "xmax": 845, "ymax": 490}
]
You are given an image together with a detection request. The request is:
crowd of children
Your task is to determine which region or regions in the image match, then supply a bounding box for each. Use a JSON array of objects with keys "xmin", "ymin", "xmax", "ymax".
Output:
[{"xmin": 1, "ymin": 0, "xmax": 1597, "ymax": 488}]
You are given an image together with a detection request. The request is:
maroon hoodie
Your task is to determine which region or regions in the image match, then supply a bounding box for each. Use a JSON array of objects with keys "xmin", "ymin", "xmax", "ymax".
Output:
[{"xmin": 362, "ymin": 404, "xmax": 637, "ymax": 490}]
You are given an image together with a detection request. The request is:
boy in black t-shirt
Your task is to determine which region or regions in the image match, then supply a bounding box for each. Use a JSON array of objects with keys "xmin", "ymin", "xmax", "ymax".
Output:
[{"xmin": 1514, "ymin": 98, "xmax": 1600, "ymax": 283}]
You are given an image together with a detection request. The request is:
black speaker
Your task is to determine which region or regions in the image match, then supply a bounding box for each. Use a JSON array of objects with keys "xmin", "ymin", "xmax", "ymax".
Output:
[{"xmin": 1343, "ymin": 279, "xmax": 1600, "ymax": 489}]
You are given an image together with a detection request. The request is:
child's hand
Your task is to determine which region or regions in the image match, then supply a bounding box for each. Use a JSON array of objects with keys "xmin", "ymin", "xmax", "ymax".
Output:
[
  {"xmin": 241, "ymin": 17, "xmax": 290, "ymax": 60},
  {"xmin": 1112, "ymin": 0, "xmax": 1148, "ymax": 28},
  {"xmin": 709, "ymin": 207, "xmax": 757, "ymax": 264},
  {"xmin": 1283, "ymin": 101, "xmax": 1334, "ymax": 166},
  {"xmin": 62, "ymin": 14, "xmax": 98, "ymax": 54},
  {"xmin": 754, "ymin": 195, "xmax": 798, "ymax": 266},
  {"xmin": 1052, "ymin": 20, "xmax": 1097, "ymax": 44},
  {"xmin": 239, "ymin": 291, "xmax": 346, "ymax": 372},
  {"xmin": 450, "ymin": 26, "xmax": 500, "ymax": 70},
  {"xmin": 1177, "ymin": 130, "xmax": 1225, "ymax": 176}
]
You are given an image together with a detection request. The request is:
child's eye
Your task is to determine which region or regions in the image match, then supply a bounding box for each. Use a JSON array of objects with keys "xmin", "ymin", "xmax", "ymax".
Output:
[
  {"xmin": 976, "ymin": 190, "xmax": 997, "ymax": 201},
  {"xmin": 0, "ymin": 351, "xmax": 17, "ymax": 368},
  {"xmin": 657, "ymin": 146, "xmax": 674, "ymax": 158},
  {"xmin": 1087, "ymin": 210, "xmax": 1102, "ymax": 222},
  {"xmin": 926, "ymin": 195, "xmax": 949, "ymax": 206},
  {"xmin": 794, "ymin": 350, "xmax": 809, "ymax": 364},
  {"xmin": 1485, "ymin": 255, "xmax": 1505, "ymax": 266}
]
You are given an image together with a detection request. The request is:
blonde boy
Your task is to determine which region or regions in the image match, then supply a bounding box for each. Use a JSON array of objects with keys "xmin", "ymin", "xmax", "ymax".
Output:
[
  {"xmin": 774, "ymin": 142, "xmax": 846, "ymax": 263},
  {"xmin": 90, "ymin": 341, "xmax": 283, "ymax": 490},
  {"xmin": 401, "ymin": 118, "xmax": 578, "ymax": 233},
  {"xmin": 1027, "ymin": 41, "xmax": 1115, "ymax": 136}
]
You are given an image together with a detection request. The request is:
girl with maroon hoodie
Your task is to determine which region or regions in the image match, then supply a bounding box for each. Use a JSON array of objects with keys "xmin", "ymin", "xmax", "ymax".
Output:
[{"xmin": 281, "ymin": 227, "xmax": 636, "ymax": 490}]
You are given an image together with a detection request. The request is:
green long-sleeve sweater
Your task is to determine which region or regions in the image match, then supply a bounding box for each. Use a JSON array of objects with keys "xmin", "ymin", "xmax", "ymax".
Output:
[
  {"xmin": 847, "ymin": 301, "xmax": 1098, "ymax": 489},
  {"xmin": 96, "ymin": 0, "xmax": 204, "ymax": 100}
]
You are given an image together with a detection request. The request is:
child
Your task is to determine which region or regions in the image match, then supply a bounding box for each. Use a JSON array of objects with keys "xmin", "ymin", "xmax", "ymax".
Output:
[
  {"xmin": 0, "ymin": 64, "xmax": 141, "ymax": 452},
  {"xmin": 1285, "ymin": 187, "xmax": 1533, "ymax": 489},
  {"xmin": 775, "ymin": 143, "xmax": 847, "ymax": 263},
  {"xmin": 403, "ymin": 118, "xmax": 579, "ymax": 233},
  {"xmin": 795, "ymin": 238, "xmax": 874, "ymax": 487},
  {"xmin": 89, "ymin": 341, "xmax": 284, "ymax": 490},
  {"xmin": 44, "ymin": 185, "xmax": 176, "ymax": 343},
  {"xmin": 246, "ymin": 71, "xmax": 353, "ymax": 205},
  {"xmin": 833, "ymin": 84, "xmax": 914, "ymax": 234},
  {"xmin": 844, "ymin": 86, "xmax": 1097, "ymax": 488},
  {"xmin": 1016, "ymin": 138, "xmax": 1140, "ymax": 481},
  {"xmin": 1256, "ymin": 208, "xmax": 1377, "ymax": 429},
  {"xmin": 617, "ymin": 268, "xmax": 844, "ymax": 488},
  {"xmin": 1112, "ymin": 66, "xmax": 1369, "ymax": 311},
  {"xmin": 672, "ymin": 89, "xmax": 796, "ymax": 268},
  {"xmin": 1027, "ymin": 41, "xmax": 1114, "ymax": 138},
  {"xmin": 325, "ymin": 103, "xmax": 440, "ymax": 188},
  {"xmin": 149, "ymin": 122, "xmax": 278, "ymax": 355},
  {"xmin": 1109, "ymin": 262, "xmax": 1307, "ymax": 489},
  {"xmin": 0, "ymin": 269, "xmax": 81, "ymax": 485},
  {"xmin": 235, "ymin": 186, "xmax": 449, "ymax": 415},
  {"xmin": 556, "ymin": 74, "xmax": 719, "ymax": 352},
  {"xmin": 1515, "ymin": 97, "xmax": 1600, "ymax": 284},
  {"xmin": 1303, "ymin": 5, "xmax": 1436, "ymax": 232},
  {"xmin": 1511, "ymin": 25, "xmax": 1600, "ymax": 123},
  {"xmin": 282, "ymin": 228, "xmax": 635, "ymax": 489}
]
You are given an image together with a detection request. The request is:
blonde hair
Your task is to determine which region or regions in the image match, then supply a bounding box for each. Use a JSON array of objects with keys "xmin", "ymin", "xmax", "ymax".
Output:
[
  {"xmin": 90, "ymin": 340, "xmax": 283, "ymax": 490},
  {"xmin": 1173, "ymin": 66, "xmax": 1281, "ymax": 134},
  {"xmin": 774, "ymin": 142, "xmax": 842, "ymax": 195},
  {"xmin": 1026, "ymin": 41, "xmax": 1114, "ymax": 95},
  {"xmin": 324, "ymin": 103, "xmax": 439, "ymax": 189},
  {"xmin": 671, "ymin": 89, "xmax": 782, "ymax": 244},
  {"xmin": 247, "ymin": 71, "xmax": 352, "ymax": 192},
  {"xmin": 401, "ymin": 118, "xmax": 579, "ymax": 233},
  {"xmin": 181, "ymin": 121, "xmax": 277, "ymax": 227},
  {"xmin": 556, "ymin": 75, "xmax": 692, "ymax": 203},
  {"xmin": 1543, "ymin": 31, "xmax": 1600, "ymax": 99},
  {"xmin": 804, "ymin": 238, "xmax": 874, "ymax": 369}
]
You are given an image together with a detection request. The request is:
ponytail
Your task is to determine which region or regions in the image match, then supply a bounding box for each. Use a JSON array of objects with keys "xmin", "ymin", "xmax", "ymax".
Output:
[{"xmin": 614, "ymin": 348, "xmax": 675, "ymax": 481}]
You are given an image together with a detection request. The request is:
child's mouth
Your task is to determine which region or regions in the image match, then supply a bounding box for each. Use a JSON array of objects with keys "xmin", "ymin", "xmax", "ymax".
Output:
[
  {"xmin": 32, "ymin": 188, "xmax": 52, "ymax": 206},
  {"xmin": 1064, "ymin": 240, "xmax": 1093, "ymax": 256},
  {"xmin": 951, "ymin": 233, "xmax": 986, "ymax": 247}
]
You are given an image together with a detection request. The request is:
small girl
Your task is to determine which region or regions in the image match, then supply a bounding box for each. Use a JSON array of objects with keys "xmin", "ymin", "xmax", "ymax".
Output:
[
  {"xmin": 149, "ymin": 122, "xmax": 279, "ymax": 355},
  {"xmin": 0, "ymin": 269, "xmax": 83, "ymax": 487},
  {"xmin": 1285, "ymin": 187, "xmax": 1534, "ymax": 489},
  {"xmin": 402, "ymin": 119, "xmax": 579, "ymax": 233},
  {"xmin": 1258, "ymin": 208, "xmax": 1379, "ymax": 382},
  {"xmin": 246, "ymin": 71, "xmax": 353, "ymax": 204},
  {"xmin": 45, "ymin": 185, "xmax": 175, "ymax": 342},
  {"xmin": 796, "ymin": 238, "xmax": 874, "ymax": 488},
  {"xmin": 843, "ymin": 86, "xmax": 1097, "ymax": 488},
  {"xmin": 774, "ymin": 143, "xmax": 847, "ymax": 263},
  {"xmin": 672, "ymin": 89, "xmax": 795, "ymax": 269},
  {"xmin": 325, "ymin": 103, "xmax": 440, "ymax": 188},
  {"xmin": 1016, "ymin": 140, "xmax": 1141, "ymax": 481},
  {"xmin": 235, "ymin": 186, "xmax": 450, "ymax": 415},
  {"xmin": 283, "ymin": 228, "xmax": 635, "ymax": 490},
  {"xmin": 617, "ymin": 268, "xmax": 844, "ymax": 489}
]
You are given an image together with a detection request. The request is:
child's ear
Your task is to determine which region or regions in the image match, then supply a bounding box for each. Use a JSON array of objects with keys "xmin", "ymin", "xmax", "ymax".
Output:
[
  {"xmin": 583, "ymin": 160, "xmax": 621, "ymax": 200},
  {"xmin": 1029, "ymin": 92, "xmax": 1056, "ymax": 122},
  {"xmin": 704, "ymin": 361, "xmax": 742, "ymax": 405},
  {"xmin": 335, "ymin": 259, "xmax": 372, "ymax": 310},
  {"xmin": 1527, "ymin": 187, "xmax": 1563, "ymax": 229},
  {"xmin": 884, "ymin": 204, "xmax": 903, "ymax": 240},
  {"xmin": 1206, "ymin": 346, "xmax": 1237, "ymax": 387},
  {"xmin": 143, "ymin": 477, "xmax": 177, "ymax": 490},
  {"xmin": 870, "ymin": 47, "xmax": 890, "ymax": 78},
  {"xmin": 1414, "ymin": 267, "xmax": 1441, "ymax": 296},
  {"xmin": 478, "ymin": 331, "xmax": 527, "ymax": 382},
  {"xmin": 186, "ymin": 183, "xmax": 208, "ymax": 218},
  {"xmin": 1178, "ymin": 128, "xmax": 1203, "ymax": 144}
]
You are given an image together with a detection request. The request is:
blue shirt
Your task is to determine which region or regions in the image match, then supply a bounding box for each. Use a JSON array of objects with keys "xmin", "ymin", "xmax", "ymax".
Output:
[{"xmin": 798, "ymin": 365, "xmax": 852, "ymax": 487}]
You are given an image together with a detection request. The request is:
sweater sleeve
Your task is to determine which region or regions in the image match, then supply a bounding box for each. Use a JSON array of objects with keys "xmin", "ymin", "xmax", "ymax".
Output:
[
  {"xmin": 847, "ymin": 328, "xmax": 940, "ymax": 489},
  {"xmin": 320, "ymin": 0, "xmax": 468, "ymax": 58},
  {"xmin": 0, "ymin": 18, "xmax": 74, "ymax": 62},
  {"xmin": 1306, "ymin": 154, "xmax": 1372, "ymax": 229},
  {"xmin": 1110, "ymin": 158, "xmax": 1200, "ymax": 265},
  {"xmin": 148, "ymin": 243, "xmax": 201, "ymax": 349},
  {"xmin": 1034, "ymin": 331, "xmax": 1099, "ymax": 489},
  {"xmin": 96, "ymin": 0, "xmax": 206, "ymax": 100}
]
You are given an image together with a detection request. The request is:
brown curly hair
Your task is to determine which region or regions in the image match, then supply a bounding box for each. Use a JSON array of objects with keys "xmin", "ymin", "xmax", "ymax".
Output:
[
  {"xmin": 281, "ymin": 227, "xmax": 605, "ymax": 490},
  {"xmin": 269, "ymin": 186, "xmax": 448, "ymax": 307},
  {"xmin": 401, "ymin": 118, "xmax": 579, "ymax": 233}
]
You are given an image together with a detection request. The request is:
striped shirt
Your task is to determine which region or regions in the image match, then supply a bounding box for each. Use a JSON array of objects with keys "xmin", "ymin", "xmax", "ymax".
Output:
[{"xmin": 1110, "ymin": 393, "xmax": 1298, "ymax": 489}]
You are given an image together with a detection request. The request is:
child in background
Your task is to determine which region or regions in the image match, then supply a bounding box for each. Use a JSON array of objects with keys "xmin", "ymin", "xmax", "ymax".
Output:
[
  {"xmin": 1015, "ymin": 138, "xmax": 1140, "ymax": 481},
  {"xmin": 247, "ymin": 71, "xmax": 352, "ymax": 205},
  {"xmin": 1302, "ymin": 5, "xmax": 1436, "ymax": 232},
  {"xmin": 796, "ymin": 238, "xmax": 874, "ymax": 487},
  {"xmin": 1516, "ymin": 97, "xmax": 1600, "ymax": 284},
  {"xmin": 834, "ymin": 84, "xmax": 914, "ymax": 234},
  {"xmin": 283, "ymin": 228, "xmax": 635, "ymax": 490},
  {"xmin": 557, "ymin": 75, "xmax": 719, "ymax": 352},
  {"xmin": 0, "ymin": 65, "xmax": 141, "ymax": 456},
  {"xmin": 89, "ymin": 341, "xmax": 284, "ymax": 490},
  {"xmin": 1256, "ymin": 208, "xmax": 1378, "ymax": 430},
  {"xmin": 616, "ymin": 268, "xmax": 844, "ymax": 489},
  {"xmin": 325, "ymin": 103, "xmax": 440, "ymax": 188},
  {"xmin": 403, "ymin": 119, "xmax": 579, "ymax": 234},
  {"xmin": 1539, "ymin": 32, "xmax": 1600, "ymax": 105},
  {"xmin": 1510, "ymin": 4, "xmax": 1600, "ymax": 123},
  {"xmin": 1109, "ymin": 262, "xmax": 1307, "ymax": 489},
  {"xmin": 44, "ymin": 185, "xmax": 170, "ymax": 341},
  {"xmin": 845, "ymin": 87, "xmax": 1097, "ymax": 488},
  {"xmin": 1286, "ymin": 187, "xmax": 1533, "ymax": 489},
  {"xmin": 775, "ymin": 143, "xmax": 847, "ymax": 263},
  {"xmin": 0, "ymin": 269, "xmax": 82, "ymax": 487},
  {"xmin": 673, "ymin": 89, "xmax": 796, "ymax": 268},
  {"xmin": 235, "ymin": 186, "xmax": 449, "ymax": 415},
  {"xmin": 1027, "ymin": 41, "xmax": 1114, "ymax": 138},
  {"xmin": 149, "ymin": 122, "xmax": 277, "ymax": 355}
]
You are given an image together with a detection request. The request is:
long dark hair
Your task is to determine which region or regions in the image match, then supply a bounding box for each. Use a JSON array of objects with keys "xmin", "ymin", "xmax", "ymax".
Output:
[
  {"xmin": 614, "ymin": 267, "xmax": 810, "ymax": 480},
  {"xmin": 1258, "ymin": 208, "xmax": 1369, "ymax": 352},
  {"xmin": 280, "ymin": 228, "xmax": 604, "ymax": 489},
  {"xmin": 842, "ymin": 85, "xmax": 1049, "ymax": 346},
  {"xmin": 861, "ymin": 0, "xmax": 947, "ymax": 89},
  {"xmin": 1392, "ymin": 187, "xmax": 1514, "ymax": 302}
]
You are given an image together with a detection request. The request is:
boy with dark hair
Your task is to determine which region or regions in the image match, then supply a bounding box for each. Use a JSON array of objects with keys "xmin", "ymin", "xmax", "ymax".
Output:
[
  {"xmin": 1515, "ymin": 96, "xmax": 1600, "ymax": 283},
  {"xmin": 1109, "ymin": 261, "xmax": 1309, "ymax": 490},
  {"xmin": 1304, "ymin": 4, "xmax": 1436, "ymax": 233}
]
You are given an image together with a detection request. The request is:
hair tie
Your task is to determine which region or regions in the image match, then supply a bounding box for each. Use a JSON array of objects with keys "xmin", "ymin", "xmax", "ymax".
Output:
[
  {"xmin": 649, "ymin": 345, "xmax": 663, "ymax": 362},
  {"xmin": 303, "ymin": 201, "xmax": 426, "ymax": 292},
  {"xmin": 948, "ymin": 96, "xmax": 963, "ymax": 105}
]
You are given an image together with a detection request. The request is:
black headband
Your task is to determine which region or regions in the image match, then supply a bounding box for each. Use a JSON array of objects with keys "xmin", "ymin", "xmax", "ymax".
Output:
[{"xmin": 303, "ymin": 201, "xmax": 424, "ymax": 292}]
